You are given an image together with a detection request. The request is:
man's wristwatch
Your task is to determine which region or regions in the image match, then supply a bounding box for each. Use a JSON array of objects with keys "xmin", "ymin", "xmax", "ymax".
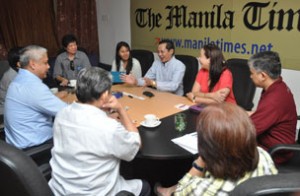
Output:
[{"xmin": 152, "ymin": 80, "xmax": 156, "ymax": 88}]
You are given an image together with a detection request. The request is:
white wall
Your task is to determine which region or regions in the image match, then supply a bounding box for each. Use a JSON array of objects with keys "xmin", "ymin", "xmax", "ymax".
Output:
[
  {"xmin": 96, "ymin": 0, "xmax": 131, "ymax": 64},
  {"xmin": 96, "ymin": 0, "xmax": 300, "ymax": 117}
]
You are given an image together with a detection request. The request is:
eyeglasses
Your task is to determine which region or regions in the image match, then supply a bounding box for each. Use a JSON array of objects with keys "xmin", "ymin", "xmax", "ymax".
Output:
[{"xmin": 70, "ymin": 60, "xmax": 74, "ymax": 71}]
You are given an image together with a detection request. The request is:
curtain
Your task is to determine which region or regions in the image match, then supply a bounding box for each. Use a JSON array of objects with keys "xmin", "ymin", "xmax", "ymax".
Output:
[
  {"xmin": 56, "ymin": 0, "xmax": 99, "ymax": 55},
  {"xmin": 0, "ymin": 0, "xmax": 59, "ymax": 57},
  {"xmin": 0, "ymin": 0, "xmax": 99, "ymax": 59}
]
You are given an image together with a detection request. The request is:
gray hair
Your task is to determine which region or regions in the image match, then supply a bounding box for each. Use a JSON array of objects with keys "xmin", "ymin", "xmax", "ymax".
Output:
[
  {"xmin": 248, "ymin": 51, "xmax": 281, "ymax": 79},
  {"xmin": 19, "ymin": 45, "xmax": 47, "ymax": 68},
  {"xmin": 76, "ymin": 67, "xmax": 112, "ymax": 103}
]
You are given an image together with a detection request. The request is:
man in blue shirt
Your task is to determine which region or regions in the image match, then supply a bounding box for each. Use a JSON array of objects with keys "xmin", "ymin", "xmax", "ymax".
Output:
[
  {"xmin": 4, "ymin": 45, "xmax": 67, "ymax": 149},
  {"xmin": 121, "ymin": 40, "xmax": 186, "ymax": 95}
]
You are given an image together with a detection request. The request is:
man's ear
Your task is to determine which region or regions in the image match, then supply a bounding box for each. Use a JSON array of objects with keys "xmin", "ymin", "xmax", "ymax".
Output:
[
  {"xmin": 170, "ymin": 48, "xmax": 175, "ymax": 55},
  {"xmin": 16, "ymin": 62, "xmax": 21, "ymax": 69},
  {"xmin": 260, "ymin": 71, "xmax": 268, "ymax": 79},
  {"xmin": 100, "ymin": 90, "xmax": 109, "ymax": 101},
  {"xmin": 28, "ymin": 59, "xmax": 36, "ymax": 70}
]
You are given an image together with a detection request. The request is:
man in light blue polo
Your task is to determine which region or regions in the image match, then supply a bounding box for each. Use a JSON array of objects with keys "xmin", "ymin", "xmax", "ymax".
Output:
[
  {"xmin": 121, "ymin": 39, "xmax": 186, "ymax": 95},
  {"xmin": 4, "ymin": 45, "xmax": 67, "ymax": 149}
]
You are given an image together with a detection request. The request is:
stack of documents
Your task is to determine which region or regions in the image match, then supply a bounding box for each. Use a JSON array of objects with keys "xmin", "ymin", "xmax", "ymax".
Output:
[{"xmin": 171, "ymin": 132, "xmax": 198, "ymax": 154}]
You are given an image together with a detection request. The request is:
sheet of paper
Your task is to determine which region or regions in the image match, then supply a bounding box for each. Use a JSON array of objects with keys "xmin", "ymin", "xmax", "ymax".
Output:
[{"xmin": 171, "ymin": 132, "xmax": 198, "ymax": 154}]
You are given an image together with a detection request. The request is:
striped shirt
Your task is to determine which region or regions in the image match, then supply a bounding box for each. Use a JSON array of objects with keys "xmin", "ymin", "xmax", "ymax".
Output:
[{"xmin": 174, "ymin": 147, "xmax": 278, "ymax": 196}]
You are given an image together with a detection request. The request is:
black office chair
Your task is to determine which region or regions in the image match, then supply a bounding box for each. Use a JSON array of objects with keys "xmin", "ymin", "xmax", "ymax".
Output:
[
  {"xmin": 229, "ymin": 173, "xmax": 300, "ymax": 196},
  {"xmin": 131, "ymin": 49, "xmax": 154, "ymax": 76},
  {"xmin": 175, "ymin": 54, "xmax": 199, "ymax": 95},
  {"xmin": 0, "ymin": 140, "xmax": 53, "ymax": 196},
  {"xmin": 0, "ymin": 126, "xmax": 52, "ymax": 180},
  {"xmin": 23, "ymin": 142, "xmax": 53, "ymax": 181},
  {"xmin": 0, "ymin": 140, "xmax": 133, "ymax": 196},
  {"xmin": 227, "ymin": 58, "xmax": 256, "ymax": 111},
  {"xmin": 98, "ymin": 62, "xmax": 112, "ymax": 71},
  {"xmin": 269, "ymin": 121, "xmax": 300, "ymax": 173},
  {"xmin": 269, "ymin": 146, "xmax": 300, "ymax": 173},
  {"xmin": 0, "ymin": 114, "xmax": 4, "ymax": 140}
]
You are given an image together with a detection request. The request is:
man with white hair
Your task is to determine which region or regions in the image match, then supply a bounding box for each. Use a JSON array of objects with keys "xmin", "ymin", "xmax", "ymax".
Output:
[{"xmin": 4, "ymin": 45, "xmax": 67, "ymax": 149}]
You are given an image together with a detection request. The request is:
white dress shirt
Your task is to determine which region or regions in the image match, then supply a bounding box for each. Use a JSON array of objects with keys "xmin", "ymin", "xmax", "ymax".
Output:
[{"xmin": 49, "ymin": 102, "xmax": 142, "ymax": 196}]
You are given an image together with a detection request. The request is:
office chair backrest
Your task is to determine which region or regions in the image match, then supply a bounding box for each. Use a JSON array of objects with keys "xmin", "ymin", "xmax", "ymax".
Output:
[
  {"xmin": 227, "ymin": 58, "xmax": 256, "ymax": 111},
  {"xmin": 269, "ymin": 142, "xmax": 300, "ymax": 173},
  {"xmin": 131, "ymin": 49, "xmax": 154, "ymax": 76},
  {"xmin": 175, "ymin": 54, "xmax": 199, "ymax": 95},
  {"xmin": 0, "ymin": 140, "xmax": 53, "ymax": 196},
  {"xmin": 229, "ymin": 173, "xmax": 300, "ymax": 196}
]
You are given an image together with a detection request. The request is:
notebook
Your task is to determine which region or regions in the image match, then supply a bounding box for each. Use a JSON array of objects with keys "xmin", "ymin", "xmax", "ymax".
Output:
[{"xmin": 111, "ymin": 71, "xmax": 124, "ymax": 83}]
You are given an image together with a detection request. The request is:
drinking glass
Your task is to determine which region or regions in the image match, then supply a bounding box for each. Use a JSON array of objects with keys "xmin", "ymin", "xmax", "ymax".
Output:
[{"xmin": 174, "ymin": 113, "xmax": 187, "ymax": 132}]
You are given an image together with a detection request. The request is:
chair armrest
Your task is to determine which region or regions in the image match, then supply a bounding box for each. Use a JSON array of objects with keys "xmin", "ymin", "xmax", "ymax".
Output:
[
  {"xmin": 269, "ymin": 144, "xmax": 300, "ymax": 155},
  {"xmin": 38, "ymin": 163, "xmax": 52, "ymax": 181},
  {"xmin": 23, "ymin": 143, "xmax": 53, "ymax": 158}
]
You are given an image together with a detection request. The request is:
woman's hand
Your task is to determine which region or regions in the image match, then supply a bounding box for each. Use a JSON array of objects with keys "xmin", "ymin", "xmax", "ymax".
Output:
[
  {"xmin": 211, "ymin": 88, "xmax": 229, "ymax": 103},
  {"xmin": 186, "ymin": 92, "xmax": 195, "ymax": 102},
  {"xmin": 120, "ymin": 74, "xmax": 137, "ymax": 85}
]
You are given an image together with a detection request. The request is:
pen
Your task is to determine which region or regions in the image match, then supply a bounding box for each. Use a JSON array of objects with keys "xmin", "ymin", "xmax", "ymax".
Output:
[{"xmin": 179, "ymin": 104, "xmax": 186, "ymax": 109}]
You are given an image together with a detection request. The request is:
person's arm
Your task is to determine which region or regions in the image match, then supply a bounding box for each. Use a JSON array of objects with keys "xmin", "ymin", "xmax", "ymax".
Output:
[
  {"xmin": 80, "ymin": 52, "xmax": 91, "ymax": 68},
  {"xmin": 250, "ymin": 101, "xmax": 278, "ymax": 136},
  {"xmin": 53, "ymin": 56, "xmax": 69, "ymax": 86},
  {"xmin": 137, "ymin": 61, "xmax": 158, "ymax": 86},
  {"xmin": 102, "ymin": 95, "xmax": 138, "ymax": 133},
  {"xmin": 56, "ymin": 75, "xmax": 69, "ymax": 86},
  {"xmin": 131, "ymin": 58, "xmax": 142, "ymax": 78},
  {"xmin": 187, "ymin": 80, "xmax": 229, "ymax": 104},
  {"xmin": 157, "ymin": 156, "xmax": 207, "ymax": 196},
  {"xmin": 193, "ymin": 88, "xmax": 230, "ymax": 104},
  {"xmin": 187, "ymin": 69, "xmax": 233, "ymax": 104},
  {"xmin": 188, "ymin": 156, "xmax": 206, "ymax": 177},
  {"xmin": 31, "ymin": 85, "xmax": 67, "ymax": 116}
]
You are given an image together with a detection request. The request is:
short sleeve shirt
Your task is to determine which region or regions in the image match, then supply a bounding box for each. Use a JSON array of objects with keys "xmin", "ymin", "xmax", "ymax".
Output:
[{"xmin": 195, "ymin": 68, "xmax": 236, "ymax": 104}]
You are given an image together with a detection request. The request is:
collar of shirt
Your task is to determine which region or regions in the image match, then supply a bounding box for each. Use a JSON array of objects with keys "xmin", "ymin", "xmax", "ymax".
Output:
[
  {"xmin": 18, "ymin": 68, "xmax": 42, "ymax": 82},
  {"xmin": 61, "ymin": 51, "xmax": 80, "ymax": 61},
  {"xmin": 162, "ymin": 56, "xmax": 175, "ymax": 67}
]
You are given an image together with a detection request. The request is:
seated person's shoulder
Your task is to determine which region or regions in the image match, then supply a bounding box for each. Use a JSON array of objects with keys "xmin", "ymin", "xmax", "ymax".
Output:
[{"xmin": 132, "ymin": 57, "xmax": 140, "ymax": 64}]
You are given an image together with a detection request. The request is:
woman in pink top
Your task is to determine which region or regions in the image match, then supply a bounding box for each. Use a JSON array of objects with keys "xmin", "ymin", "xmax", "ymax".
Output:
[{"xmin": 186, "ymin": 44, "xmax": 236, "ymax": 104}]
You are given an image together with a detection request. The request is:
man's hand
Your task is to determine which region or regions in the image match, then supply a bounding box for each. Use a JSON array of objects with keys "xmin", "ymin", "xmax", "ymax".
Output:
[
  {"xmin": 143, "ymin": 78, "xmax": 154, "ymax": 87},
  {"xmin": 102, "ymin": 95, "xmax": 122, "ymax": 112},
  {"xmin": 60, "ymin": 78, "xmax": 69, "ymax": 86}
]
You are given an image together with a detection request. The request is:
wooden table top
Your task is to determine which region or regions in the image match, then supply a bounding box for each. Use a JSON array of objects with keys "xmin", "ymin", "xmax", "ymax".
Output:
[{"xmin": 59, "ymin": 84, "xmax": 194, "ymax": 126}]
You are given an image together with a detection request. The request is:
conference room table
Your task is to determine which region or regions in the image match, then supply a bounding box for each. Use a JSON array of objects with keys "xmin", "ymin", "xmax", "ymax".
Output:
[{"xmin": 59, "ymin": 84, "xmax": 199, "ymax": 160}]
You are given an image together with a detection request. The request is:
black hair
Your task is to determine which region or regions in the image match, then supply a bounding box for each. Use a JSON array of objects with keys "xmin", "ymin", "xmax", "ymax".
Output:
[
  {"xmin": 8, "ymin": 47, "xmax": 23, "ymax": 71},
  {"xmin": 62, "ymin": 34, "xmax": 77, "ymax": 48},
  {"xmin": 203, "ymin": 44, "xmax": 227, "ymax": 92},
  {"xmin": 115, "ymin": 41, "xmax": 133, "ymax": 74},
  {"xmin": 76, "ymin": 67, "xmax": 112, "ymax": 103},
  {"xmin": 159, "ymin": 39, "xmax": 175, "ymax": 55}
]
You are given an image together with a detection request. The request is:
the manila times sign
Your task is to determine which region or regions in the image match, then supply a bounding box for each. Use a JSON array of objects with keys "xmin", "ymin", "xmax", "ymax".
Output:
[{"xmin": 131, "ymin": 0, "xmax": 300, "ymax": 70}]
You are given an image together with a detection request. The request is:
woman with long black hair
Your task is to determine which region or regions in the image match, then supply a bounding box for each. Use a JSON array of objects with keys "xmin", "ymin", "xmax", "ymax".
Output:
[{"xmin": 186, "ymin": 44, "xmax": 236, "ymax": 104}]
